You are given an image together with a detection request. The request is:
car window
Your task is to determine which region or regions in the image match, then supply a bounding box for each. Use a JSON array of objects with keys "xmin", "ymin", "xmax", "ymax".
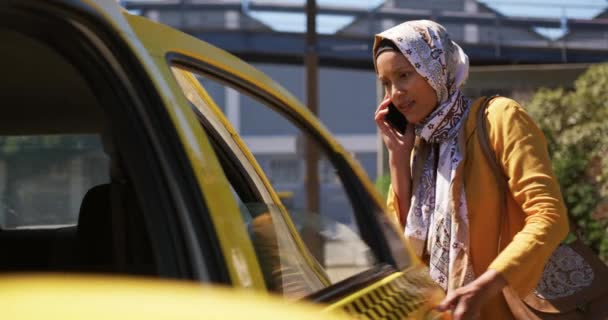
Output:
[
  {"xmin": 0, "ymin": 135, "xmax": 108, "ymax": 229},
  {"xmin": 171, "ymin": 67, "xmax": 330, "ymax": 297},
  {"xmin": 170, "ymin": 66, "xmax": 382, "ymax": 291},
  {"xmin": 0, "ymin": 24, "xmax": 169, "ymax": 278}
]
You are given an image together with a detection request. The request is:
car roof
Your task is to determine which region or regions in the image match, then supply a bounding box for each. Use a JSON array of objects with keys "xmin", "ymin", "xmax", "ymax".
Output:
[{"xmin": 1, "ymin": 274, "xmax": 352, "ymax": 320}]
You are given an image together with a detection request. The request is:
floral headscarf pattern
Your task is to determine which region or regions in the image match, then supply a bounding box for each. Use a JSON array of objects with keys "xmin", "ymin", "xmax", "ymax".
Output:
[{"xmin": 374, "ymin": 20, "xmax": 475, "ymax": 292}]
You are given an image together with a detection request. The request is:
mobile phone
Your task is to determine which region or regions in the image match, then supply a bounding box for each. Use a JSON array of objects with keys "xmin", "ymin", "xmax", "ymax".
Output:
[{"xmin": 385, "ymin": 103, "xmax": 408, "ymax": 134}]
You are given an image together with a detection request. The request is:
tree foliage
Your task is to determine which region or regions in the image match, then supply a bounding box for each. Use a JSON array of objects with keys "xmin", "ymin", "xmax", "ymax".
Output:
[
  {"xmin": 375, "ymin": 172, "xmax": 391, "ymax": 201},
  {"xmin": 526, "ymin": 63, "xmax": 608, "ymax": 260}
]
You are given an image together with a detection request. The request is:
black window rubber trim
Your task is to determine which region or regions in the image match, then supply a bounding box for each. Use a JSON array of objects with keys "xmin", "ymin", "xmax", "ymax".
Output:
[
  {"xmin": 306, "ymin": 264, "xmax": 396, "ymax": 303},
  {"xmin": 190, "ymin": 107, "xmax": 264, "ymax": 205}
]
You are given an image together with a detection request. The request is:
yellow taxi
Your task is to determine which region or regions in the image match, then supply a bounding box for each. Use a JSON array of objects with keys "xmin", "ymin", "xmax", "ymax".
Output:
[
  {"xmin": 1, "ymin": 274, "xmax": 354, "ymax": 320},
  {"xmin": 0, "ymin": 0, "xmax": 447, "ymax": 319}
]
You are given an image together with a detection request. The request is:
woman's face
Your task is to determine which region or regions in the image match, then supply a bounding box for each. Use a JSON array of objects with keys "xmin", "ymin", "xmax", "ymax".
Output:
[{"xmin": 376, "ymin": 51, "xmax": 438, "ymax": 124}]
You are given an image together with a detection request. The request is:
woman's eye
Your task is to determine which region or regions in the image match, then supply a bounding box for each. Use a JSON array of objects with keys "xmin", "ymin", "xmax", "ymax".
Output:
[{"xmin": 400, "ymin": 72, "xmax": 411, "ymax": 79}]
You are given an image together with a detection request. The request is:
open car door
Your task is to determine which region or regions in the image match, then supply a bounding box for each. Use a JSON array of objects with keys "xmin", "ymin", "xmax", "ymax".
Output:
[{"xmin": 125, "ymin": 12, "xmax": 448, "ymax": 320}]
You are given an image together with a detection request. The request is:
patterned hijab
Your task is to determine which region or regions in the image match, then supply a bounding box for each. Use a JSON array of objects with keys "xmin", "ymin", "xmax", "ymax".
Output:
[{"xmin": 374, "ymin": 20, "xmax": 475, "ymax": 292}]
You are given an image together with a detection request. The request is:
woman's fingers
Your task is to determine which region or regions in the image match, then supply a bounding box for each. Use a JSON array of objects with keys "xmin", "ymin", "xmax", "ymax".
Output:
[
  {"xmin": 375, "ymin": 110, "xmax": 398, "ymax": 136},
  {"xmin": 375, "ymin": 97, "xmax": 412, "ymax": 151},
  {"xmin": 436, "ymin": 290, "xmax": 459, "ymax": 312},
  {"xmin": 375, "ymin": 107, "xmax": 394, "ymax": 133},
  {"xmin": 437, "ymin": 292, "xmax": 470, "ymax": 320},
  {"xmin": 375, "ymin": 106, "xmax": 389, "ymax": 123},
  {"xmin": 375, "ymin": 97, "xmax": 392, "ymax": 114},
  {"xmin": 376, "ymin": 118, "xmax": 394, "ymax": 137}
]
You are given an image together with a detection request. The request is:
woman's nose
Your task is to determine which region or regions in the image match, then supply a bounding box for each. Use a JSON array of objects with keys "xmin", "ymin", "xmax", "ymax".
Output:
[{"xmin": 391, "ymin": 85, "xmax": 406, "ymax": 100}]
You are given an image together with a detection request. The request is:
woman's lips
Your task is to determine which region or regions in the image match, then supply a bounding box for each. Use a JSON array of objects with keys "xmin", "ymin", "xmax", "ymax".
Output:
[{"xmin": 397, "ymin": 100, "xmax": 415, "ymax": 113}]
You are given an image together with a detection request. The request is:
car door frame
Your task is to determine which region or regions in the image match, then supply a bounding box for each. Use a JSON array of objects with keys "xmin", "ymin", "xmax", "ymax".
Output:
[
  {"xmin": 123, "ymin": 9, "xmax": 415, "ymax": 298},
  {"xmin": 166, "ymin": 57, "xmax": 415, "ymax": 300},
  {"xmin": 165, "ymin": 50, "xmax": 408, "ymax": 271},
  {"xmin": 0, "ymin": 0, "xmax": 250, "ymax": 285}
]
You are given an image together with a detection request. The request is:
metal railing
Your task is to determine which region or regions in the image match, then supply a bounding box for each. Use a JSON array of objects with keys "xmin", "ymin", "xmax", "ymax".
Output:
[{"xmin": 123, "ymin": 0, "xmax": 608, "ymax": 66}]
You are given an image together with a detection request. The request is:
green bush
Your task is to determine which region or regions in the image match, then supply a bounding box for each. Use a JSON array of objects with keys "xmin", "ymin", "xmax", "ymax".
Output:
[
  {"xmin": 375, "ymin": 173, "xmax": 391, "ymax": 201},
  {"xmin": 526, "ymin": 63, "xmax": 608, "ymax": 261}
]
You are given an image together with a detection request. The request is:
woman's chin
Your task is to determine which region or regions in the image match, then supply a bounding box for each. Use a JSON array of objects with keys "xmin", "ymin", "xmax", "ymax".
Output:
[{"xmin": 405, "ymin": 116, "xmax": 421, "ymax": 125}]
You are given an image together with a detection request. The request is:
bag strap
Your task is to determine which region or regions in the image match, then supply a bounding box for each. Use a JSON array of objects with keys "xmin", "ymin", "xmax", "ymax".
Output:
[
  {"xmin": 476, "ymin": 95, "xmax": 506, "ymax": 191},
  {"xmin": 476, "ymin": 95, "xmax": 507, "ymax": 251}
]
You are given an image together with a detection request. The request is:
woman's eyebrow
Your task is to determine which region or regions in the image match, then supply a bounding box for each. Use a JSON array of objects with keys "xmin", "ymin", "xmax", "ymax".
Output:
[
  {"xmin": 377, "ymin": 74, "xmax": 388, "ymax": 81},
  {"xmin": 393, "ymin": 65, "xmax": 414, "ymax": 73},
  {"xmin": 377, "ymin": 64, "xmax": 414, "ymax": 80}
]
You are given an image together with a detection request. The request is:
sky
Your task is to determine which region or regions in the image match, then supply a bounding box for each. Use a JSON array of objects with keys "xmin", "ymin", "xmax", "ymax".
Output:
[
  {"xmin": 245, "ymin": 0, "xmax": 608, "ymax": 38},
  {"xmin": 247, "ymin": 0, "xmax": 380, "ymax": 34},
  {"xmin": 480, "ymin": 0, "xmax": 608, "ymax": 38}
]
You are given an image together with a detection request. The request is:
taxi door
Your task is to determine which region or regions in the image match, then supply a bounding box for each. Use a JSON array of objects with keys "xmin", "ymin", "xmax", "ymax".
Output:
[
  {"xmin": 0, "ymin": 0, "xmax": 266, "ymax": 288},
  {"xmin": 124, "ymin": 11, "xmax": 448, "ymax": 320}
]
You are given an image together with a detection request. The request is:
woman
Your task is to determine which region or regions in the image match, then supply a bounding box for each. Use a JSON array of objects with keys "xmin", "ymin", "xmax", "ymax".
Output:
[{"xmin": 373, "ymin": 20, "xmax": 569, "ymax": 320}]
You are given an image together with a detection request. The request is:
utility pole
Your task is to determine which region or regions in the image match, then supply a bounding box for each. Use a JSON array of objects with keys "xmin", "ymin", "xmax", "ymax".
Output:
[
  {"xmin": 304, "ymin": 0, "xmax": 323, "ymax": 264},
  {"xmin": 376, "ymin": 80, "xmax": 387, "ymax": 180}
]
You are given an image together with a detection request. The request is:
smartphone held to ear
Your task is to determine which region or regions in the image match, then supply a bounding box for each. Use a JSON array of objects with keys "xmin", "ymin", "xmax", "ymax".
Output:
[{"xmin": 385, "ymin": 103, "xmax": 408, "ymax": 134}]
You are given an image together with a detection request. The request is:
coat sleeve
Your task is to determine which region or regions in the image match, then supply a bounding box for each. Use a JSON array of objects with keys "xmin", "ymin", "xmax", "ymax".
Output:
[{"xmin": 486, "ymin": 97, "xmax": 569, "ymax": 297}]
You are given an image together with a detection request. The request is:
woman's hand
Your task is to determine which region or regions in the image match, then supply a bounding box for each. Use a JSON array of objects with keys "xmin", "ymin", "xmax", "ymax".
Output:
[
  {"xmin": 375, "ymin": 96, "xmax": 416, "ymax": 224},
  {"xmin": 436, "ymin": 269, "xmax": 507, "ymax": 320},
  {"xmin": 374, "ymin": 96, "xmax": 415, "ymax": 162}
]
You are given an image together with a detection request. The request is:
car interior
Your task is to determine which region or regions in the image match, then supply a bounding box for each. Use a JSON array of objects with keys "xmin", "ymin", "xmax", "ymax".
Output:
[{"xmin": 0, "ymin": 28, "xmax": 156, "ymax": 275}]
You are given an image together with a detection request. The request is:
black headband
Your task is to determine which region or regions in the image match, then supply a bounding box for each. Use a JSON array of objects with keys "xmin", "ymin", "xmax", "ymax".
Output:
[{"xmin": 374, "ymin": 39, "xmax": 400, "ymax": 60}]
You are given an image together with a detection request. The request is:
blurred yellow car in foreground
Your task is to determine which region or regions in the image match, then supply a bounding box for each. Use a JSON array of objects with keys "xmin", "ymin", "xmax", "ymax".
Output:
[
  {"xmin": 1, "ymin": 274, "xmax": 352, "ymax": 320},
  {"xmin": 0, "ymin": 0, "xmax": 448, "ymax": 319}
]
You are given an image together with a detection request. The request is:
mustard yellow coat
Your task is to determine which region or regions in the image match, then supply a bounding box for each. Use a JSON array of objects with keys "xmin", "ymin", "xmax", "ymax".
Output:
[{"xmin": 387, "ymin": 96, "xmax": 569, "ymax": 320}]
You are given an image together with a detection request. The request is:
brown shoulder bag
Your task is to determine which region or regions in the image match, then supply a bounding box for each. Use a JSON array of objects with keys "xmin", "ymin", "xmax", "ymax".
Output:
[{"xmin": 476, "ymin": 95, "xmax": 608, "ymax": 320}]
